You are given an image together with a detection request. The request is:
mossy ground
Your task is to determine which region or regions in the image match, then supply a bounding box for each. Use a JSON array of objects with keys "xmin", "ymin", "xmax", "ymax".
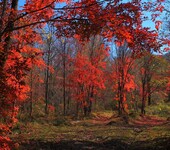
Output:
[{"xmin": 10, "ymin": 111, "xmax": 170, "ymax": 150}]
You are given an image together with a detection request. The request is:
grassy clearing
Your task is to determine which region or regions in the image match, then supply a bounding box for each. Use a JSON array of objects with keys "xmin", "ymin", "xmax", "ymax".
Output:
[
  {"xmin": 10, "ymin": 109, "xmax": 170, "ymax": 149},
  {"xmin": 11, "ymin": 113, "xmax": 170, "ymax": 150},
  {"xmin": 145, "ymin": 102, "xmax": 170, "ymax": 118}
]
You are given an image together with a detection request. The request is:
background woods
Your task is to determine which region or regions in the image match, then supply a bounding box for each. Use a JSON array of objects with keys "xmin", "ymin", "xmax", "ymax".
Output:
[{"xmin": 0, "ymin": 0, "xmax": 170, "ymax": 149}]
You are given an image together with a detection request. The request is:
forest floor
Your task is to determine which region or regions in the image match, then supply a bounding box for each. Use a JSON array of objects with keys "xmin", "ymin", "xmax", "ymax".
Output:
[{"xmin": 11, "ymin": 111, "xmax": 170, "ymax": 150}]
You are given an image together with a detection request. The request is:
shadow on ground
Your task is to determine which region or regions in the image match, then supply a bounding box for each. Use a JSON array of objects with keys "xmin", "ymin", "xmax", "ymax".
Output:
[{"xmin": 20, "ymin": 137, "xmax": 170, "ymax": 150}]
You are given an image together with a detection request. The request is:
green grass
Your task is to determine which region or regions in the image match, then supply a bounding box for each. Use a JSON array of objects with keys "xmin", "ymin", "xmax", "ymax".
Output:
[
  {"xmin": 145, "ymin": 102, "xmax": 170, "ymax": 117},
  {"xmin": 11, "ymin": 119, "xmax": 170, "ymax": 144},
  {"xmin": 10, "ymin": 109, "xmax": 170, "ymax": 149}
]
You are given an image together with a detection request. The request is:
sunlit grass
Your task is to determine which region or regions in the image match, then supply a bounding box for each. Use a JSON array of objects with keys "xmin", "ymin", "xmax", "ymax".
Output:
[
  {"xmin": 145, "ymin": 102, "xmax": 170, "ymax": 117},
  {"xmin": 11, "ymin": 118, "xmax": 170, "ymax": 144}
]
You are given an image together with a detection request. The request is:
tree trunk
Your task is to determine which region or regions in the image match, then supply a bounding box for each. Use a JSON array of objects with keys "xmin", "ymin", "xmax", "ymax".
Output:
[
  {"xmin": 1, "ymin": 0, "xmax": 8, "ymax": 18},
  {"xmin": 87, "ymin": 86, "xmax": 94, "ymax": 116},
  {"xmin": 84, "ymin": 106, "xmax": 87, "ymax": 116},
  {"xmin": 29, "ymin": 68, "xmax": 33, "ymax": 119},
  {"xmin": 63, "ymin": 54, "xmax": 66, "ymax": 115},
  {"xmin": 0, "ymin": 0, "xmax": 18, "ymax": 67},
  {"xmin": 147, "ymin": 81, "xmax": 151, "ymax": 106},
  {"xmin": 141, "ymin": 80, "xmax": 146, "ymax": 115},
  {"xmin": 0, "ymin": 0, "xmax": 18, "ymax": 120},
  {"xmin": 45, "ymin": 51, "xmax": 50, "ymax": 115},
  {"xmin": 118, "ymin": 82, "xmax": 122, "ymax": 115},
  {"xmin": 62, "ymin": 40, "xmax": 67, "ymax": 115},
  {"xmin": 67, "ymin": 92, "xmax": 70, "ymax": 115},
  {"xmin": 76, "ymin": 101, "xmax": 79, "ymax": 117},
  {"xmin": 148, "ymin": 93, "xmax": 151, "ymax": 106},
  {"xmin": 141, "ymin": 96, "xmax": 145, "ymax": 115}
]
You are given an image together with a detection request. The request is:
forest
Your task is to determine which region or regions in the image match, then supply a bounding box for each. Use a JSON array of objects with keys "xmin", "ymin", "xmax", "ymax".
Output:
[{"xmin": 0, "ymin": 0, "xmax": 170, "ymax": 149}]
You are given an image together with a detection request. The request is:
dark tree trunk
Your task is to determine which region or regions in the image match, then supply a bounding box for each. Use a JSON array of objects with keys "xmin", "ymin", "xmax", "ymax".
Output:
[
  {"xmin": 141, "ymin": 79, "xmax": 146, "ymax": 115},
  {"xmin": 45, "ymin": 49, "xmax": 50, "ymax": 115},
  {"xmin": 0, "ymin": 0, "xmax": 18, "ymax": 67},
  {"xmin": 76, "ymin": 101, "xmax": 79, "ymax": 117},
  {"xmin": 118, "ymin": 82, "xmax": 122, "ymax": 115},
  {"xmin": 67, "ymin": 92, "xmax": 70, "ymax": 115},
  {"xmin": 146, "ymin": 72, "xmax": 152, "ymax": 106},
  {"xmin": 1, "ymin": 0, "xmax": 8, "ymax": 18},
  {"xmin": 63, "ymin": 46, "xmax": 66, "ymax": 116},
  {"xmin": 29, "ymin": 69, "xmax": 33, "ymax": 119},
  {"xmin": 141, "ymin": 97, "xmax": 146, "ymax": 115},
  {"xmin": 0, "ymin": 0, "xmax": 18, "ymax": 120},
  {"xmin": 148, "ymin": 93, "xmax": 151, "ymax": 106},
  {"xmin": 141, "ymin": 98, "xmax": 145, "ymax": 115},
  {"xmin": 87, "ymin": 100, "xmax": 92, "ymax": 115},
  {"xmin": 87, "ymin": 86, "xmax": 94, "ymax": 116},
  {"xmin": 84, "ymin": 106, "xmax": 88, "ymax": 116}
]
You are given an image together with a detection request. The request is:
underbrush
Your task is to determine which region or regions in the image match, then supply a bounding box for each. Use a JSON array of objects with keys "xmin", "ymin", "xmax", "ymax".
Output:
[
  {"xmin": 10, "ymin": 116, "xmax": 170, "ymax": 150},
  {"xmin": 145, "ymin": 102, "xmax": 170, "ymax": 118}
]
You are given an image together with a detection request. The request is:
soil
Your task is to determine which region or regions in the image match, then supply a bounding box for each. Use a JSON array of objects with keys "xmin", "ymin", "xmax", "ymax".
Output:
[
  {"xmin": 20, "ymin": 137, "xmax": 170, "ymax": 150},
  {"xmin": 16, "ymin": 114, "xmax": 170, "ymax": 150}
]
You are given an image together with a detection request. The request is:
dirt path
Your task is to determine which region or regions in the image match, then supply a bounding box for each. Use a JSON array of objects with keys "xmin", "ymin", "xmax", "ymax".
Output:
[
  {"xmin": 16, "ymin": 113, "xmax": 170, "ymax": 149},
  {"xmin": 130, "ymin": 115, "xmax": 169, "ymax": 127},
  {"xmin": 71, "ymin": 113, "xmax": 169, "ymax": 127},
  {"xmin": 21, "ymin": 137, "xmax": 170, "ymax": 150}
]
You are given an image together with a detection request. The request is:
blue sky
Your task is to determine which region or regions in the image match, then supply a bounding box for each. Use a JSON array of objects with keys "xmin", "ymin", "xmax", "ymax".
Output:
[
  {"xmin": 18, "ymin": 0, "xmax": 157, "ymax": 30},
  {"xmin": 142, "ymin": 12, "xmax": 155, "ymax": 30},
  {"xmin": 18, "ymin": 0, "xmax": 25, "ymax": 7},
  {"xmin": 18, "ymin": 0, "xmax": 165, "ymax": 54}
]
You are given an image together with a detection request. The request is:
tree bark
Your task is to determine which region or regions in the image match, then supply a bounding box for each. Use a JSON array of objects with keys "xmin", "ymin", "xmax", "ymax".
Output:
[
  {"xmin": 147, "ymin": 78, "xmax": 151, "ymax": 106},
  {"xmin": 0, "ymin": 0, "xmax": 18, "ymax": 120},
  {"xmin": 29, "ymin": 68, "xmax": 33, "ymax": 119},
  {"xmin": 141, "ymin": 79, "xmax": 146, "ymax": 115},
  {"xmin": 45, "ymin": 46, "xmax": 50, "ymax": 115},
  {"xmin": 62, "ymin": 41, "xmax": 66, "ymax": 115}
]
